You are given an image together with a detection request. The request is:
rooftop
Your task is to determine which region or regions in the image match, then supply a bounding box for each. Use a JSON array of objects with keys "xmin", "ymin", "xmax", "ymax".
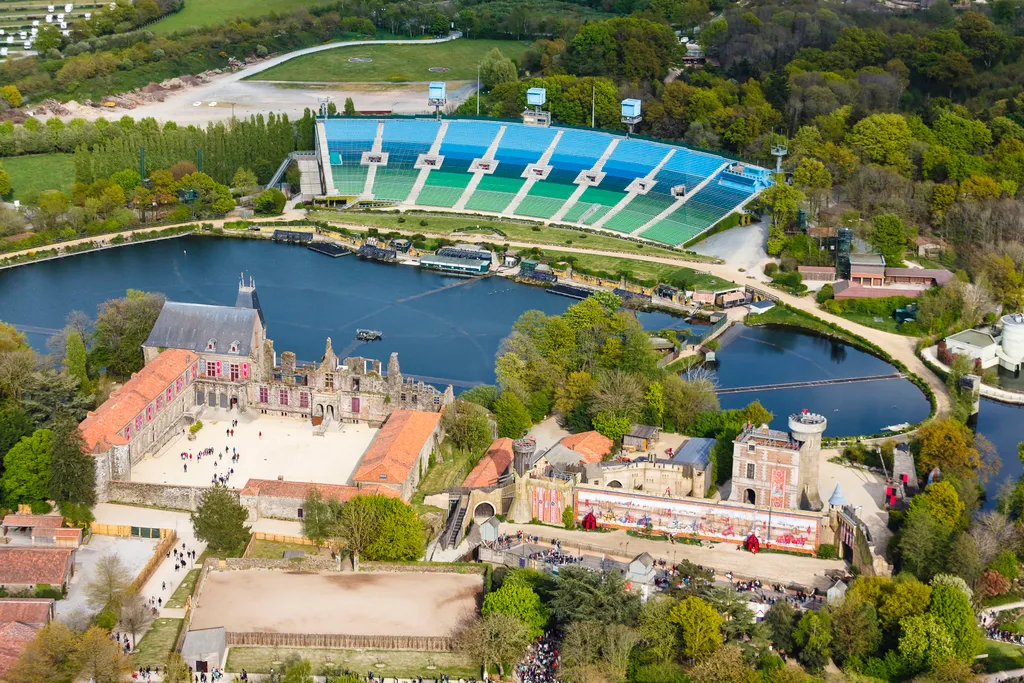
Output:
[
  {"xmin": 0, "ymin": 548, "xmax": 73, "ymax": 586},
  {"xmin": 736, "ymin": 424, "xmax": 799, "ymax": 450},
  {"xmin": 849, "ymin": 252, "xmax": 886, "ymax": 266},
  {"xmin": 558, "ymin": 431, "xmax": 613, "ymax": 464},
  {"xmin": 239, "ymin": 478, "xmax": 399, "ymax": 501},
  {"xmin": 0, "ymin": 599, "xmax": 53, "ymax": 627},
  {"xmin": 144, "ymin": 301, "xmax": 260, "ymax": 356},
  {"xmin": 0, "ymin": 621, "xmax": 40, "ymax": 680},
  {"xmin": 463, "ymin": 438, "xmax": 515, "ymax": 488},
  {"xmin": 352, "ymin": 409, "xmax": 443, "ymax": 486},
  {"xmin": 1, "ymin": 515, "xmax": 63, "ymax": 529},
  {"xmin": 542, "ymin": 443, "xmax": 587, "ymax": 471},
  {"xmin": 671, "ymin": 437, "xmax": 715, "ymax": 469},
  {"xmin": 947, "ymin": 329, "xmax": 997, "ymax": 348},
  {"xmin": 79, "ymin": 349, "xmax": 198, "ymax": 453},
  {"xmin": 884, "ymin": 267, "xmax": 954, "ymax": 285},
  {"xmin": 627, "ymin": 425, "xmax": 659, "ymax": 440}
]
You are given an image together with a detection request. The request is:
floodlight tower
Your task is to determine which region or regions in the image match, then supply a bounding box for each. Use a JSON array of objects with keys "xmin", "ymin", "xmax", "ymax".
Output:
[
  {"xmin": 523, "ymin": 87, "xmax": 550, "ymax": 127},
  {"xmin": 621, "ymin": 98, "xmax": 642, "ymax": 138},
  {"xmin": 428, "ymin": 81, "xmax": 447, "ymax": 121},
  {"xmin": 317, "ymin": 97, "xmax": 330, "ymax": 118},
  {"xmin": 771, "ymin": 141, "xmax": 788, "ymax": 174}
]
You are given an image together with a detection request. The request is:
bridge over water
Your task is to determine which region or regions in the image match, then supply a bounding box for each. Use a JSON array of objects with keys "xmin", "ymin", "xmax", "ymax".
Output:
[{"xmin": 717, "ymin": 373, "xmax": 905, "ymax": 394}]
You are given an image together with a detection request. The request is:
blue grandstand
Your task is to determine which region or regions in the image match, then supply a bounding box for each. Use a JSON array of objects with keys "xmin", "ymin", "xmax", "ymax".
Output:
[{"xmin": 315, "ymin": 116, "xmax": 771, "ymax": 246}]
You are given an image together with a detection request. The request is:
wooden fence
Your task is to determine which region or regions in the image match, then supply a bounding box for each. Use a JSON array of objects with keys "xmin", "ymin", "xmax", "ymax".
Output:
[
  {"xmin": 224, "ymin": 632, "xmax": 454, "ymax": 651},
  {"xmin": 252, "ymin": 532, "xmax": 316, "ymax": 546},
  {"xmin": 90, "ymin": 522, "xmax": 173, "ymax": 539},
  {"xmin": 130, "ymin": 531, "xmax": 177, "ymax": 594}
]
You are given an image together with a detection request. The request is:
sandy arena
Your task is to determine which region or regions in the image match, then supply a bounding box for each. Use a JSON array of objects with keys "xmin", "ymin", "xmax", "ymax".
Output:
[
  {"xmin": 130, "ymin": 410, "xmax": 377, "ymax": 488},
  {"xmin": 190, "ymin": 570, "xmax": 482, "ymax": 636}
]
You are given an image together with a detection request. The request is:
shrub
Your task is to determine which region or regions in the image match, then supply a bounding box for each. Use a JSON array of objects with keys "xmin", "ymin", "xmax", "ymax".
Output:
[
  {"xmin": 817, "ymin": 543, "xmax": 836, "ymax": 559},
  {"xmin": 254, "ymin": 188, "xmax": 286, "ymax": 215},
  {"xmin": 764, "ymin": 262, "xmax": 779, "ymax": 276},
  {"xmin": 562, "ymin": 506, "xmax": 575, "ymax": 530},
  {"xmin": 35, "ymin": 585, "xmax": 62, "ymax": 599},
  {"xmin": 30, "ymin": 500, "xmax": 53, "ymax": 514},
  {"xmin": 397, "ymin": 216, "xmax": 405, "ymax": 223},
  {"xmin": 532, "ymin": 226, "xmax": 541, "ymax": 231},
  {"xmin": 95, "ymin": 608, "xmax": 118, "ymax": 629},
  {"xmin": 189, "ymin": 420, "xmax": 203, "ymax": 435},
  {"xmin": 419, "ymin": 219, "xmax": 428, "ymax": 227},
  {"xmin": 816, "ymin": 283, "xmax": 834, "ymax": 304}
]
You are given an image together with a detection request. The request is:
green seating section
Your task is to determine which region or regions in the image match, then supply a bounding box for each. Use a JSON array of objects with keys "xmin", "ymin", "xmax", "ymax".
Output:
[
  {"xmin": 465, "ymin": 174, "xmax": 525, "ymax": 213},
  {"xmin": 371, "ymin": 168, "xmax": 419, "ymax": 202},
  {"xmin": 513, "ymin": 181, "xmax": 576, "ymax": 219},
  {"xmin": 603, "ymin": 194, "xmax": 675, "ymax": 233},
  {"xmin": 417, "ymin": 170, "xmax": 471, "ymax": 208},
  {"xmin": 332, "ymin": 164, "xmax": 367, "ymax": 196}
]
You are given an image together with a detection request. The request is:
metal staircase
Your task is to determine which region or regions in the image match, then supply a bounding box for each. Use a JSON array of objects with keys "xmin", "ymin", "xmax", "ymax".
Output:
[{"xmin": 441, "ymin": 495, "xmax": 469, "ymax": 549}]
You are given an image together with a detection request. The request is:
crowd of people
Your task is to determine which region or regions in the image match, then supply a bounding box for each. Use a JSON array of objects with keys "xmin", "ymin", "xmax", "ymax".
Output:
[{"xmin": 515, "ymin": 632, "xmax": 560, "ymax": 683}]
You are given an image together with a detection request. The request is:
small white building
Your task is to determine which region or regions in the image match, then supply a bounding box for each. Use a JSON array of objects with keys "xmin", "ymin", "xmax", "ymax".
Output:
[
  {"xmin": 827, "ymin": 579, "xmax": 848, "ymax": 606},
  {"xmin": 943, "ymin": 318, "xmax": 1024, "ymax": 372},
  {"xmin": 943, "ymin": 329, "xmax": 1000, "ymax": 369}
]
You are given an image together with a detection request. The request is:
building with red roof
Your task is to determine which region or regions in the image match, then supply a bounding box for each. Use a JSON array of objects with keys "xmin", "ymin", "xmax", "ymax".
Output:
[
  {"xmin": 0, "ymin": 548, "xmax": 75, "ymax": 592},
  {"xmin": 0, "ymin": 599, "xmax": 54, "ymax": 628},
  {"xmin": 558, "ymin": 431, "xmax": 613, "ymax": 464},
  {"xmin": 352, "ymin": 409, "xmax": 444, "ymax": 500},
  {"xmin": 239, "ymin": 478, "xmax": 400, "ymax": 520},
  {"xmin": 0, "ymin": 621, "xmax": 40, "ymax": 680},
  {"xmin": 463, "ymin": 438, "xmax": 515, "ymax": 489}
]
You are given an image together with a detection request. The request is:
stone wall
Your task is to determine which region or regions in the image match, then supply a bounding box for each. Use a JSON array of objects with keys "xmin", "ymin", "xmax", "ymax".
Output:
[
  {"xmin": 106, "ymin": 481, "xmax": 227, "ymax": 511},
  {"xmin": 224, "ymin": 632, "xmax": 453, "ymax": 651}
]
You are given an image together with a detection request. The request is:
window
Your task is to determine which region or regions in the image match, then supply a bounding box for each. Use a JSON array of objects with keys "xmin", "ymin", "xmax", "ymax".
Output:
[
  {"xmin": 279, "ymin": 390, "xmax": 289, "ymax": 406},
  {"xmin": 176, "ymin": 377, "xmax": 183, "ymax": 392},
  {"xmin": 434, "ymin": 395, "xmax": 440, "ymax": 405},
  {"xmin": 206, "ymin": 339, "xmax": 216, "ymax": 351},
  {"xmin": 146, "ymin": 405, "xmax": 153, "ymax": 422},
  {"xmin": 400, "ymin": 393, "xmax": 406, "ymax": 402},
  {"xmin": 352, "ymin": 397, "xmax": 361, "ymax": 413},
  {"xmin": 747, "ymin": 443, "xmax": 755, "ymax": 454},
  {"xmin": 135, "ymin": 416, "xmax": 143, "ymax": 432},
  {"xmin": 746, "ymin": 463, "xmax": 755, "ymax": 479},
  {"xmin": 230, "ymin": 364, "xmax": 240, "ymax": 381},
  {"xmin": 206, "ymin": 363, "xmax": 217, "ymax": 378},
  {"xmin": 125, "ymin": 424, "xmax": 131, "ymax": 439},
  {"xmin": 300, "ymin": 392, "xmax": 309, "ymax": 408},
  {"xmin": 167, "ymin": 387, "xmax": 173, "ymax": 402},
  {"xmin": 352, "ymin": 378, "xmax": 360, "ymax": 392},
  {"xmin": 412, "ymin": 394, "xmax": 418, "ymax": 404},
  {"xmin": 229, "ymin": 341, "xmax": 239, "ymax": 353},
  {"xmin": 156, "ymin": 395, "xmax": 163, "ymax": 411},
  {"xmin": 259, "ymin": 387, "xmax": 269, "ymax": 403},
  {"xmin": 297, "ymin": 508, "xmax": 304, "ymax": 519},
  {"xmin": 325, "ymin": 373, "xmax": 334, "ymax": 391}
]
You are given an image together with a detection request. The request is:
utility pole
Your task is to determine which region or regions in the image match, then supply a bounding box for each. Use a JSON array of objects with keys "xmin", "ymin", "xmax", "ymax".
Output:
[
  {"xmin": 476, "ymin": 63, "xmax": 481, "ymax": 116},
  {"xmin": 591, "ymin": 84, "xmax": 595, "ymax": 128}
]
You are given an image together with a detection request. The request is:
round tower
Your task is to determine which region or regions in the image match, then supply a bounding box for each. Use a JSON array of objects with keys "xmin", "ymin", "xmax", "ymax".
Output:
[
  {"xmin": 513, "ymin": 436, "xmax": 536, "ymax": 477},
  {"xmin": 1001, "ymin": 313, "xmax": 1024, "ymax": 365},
  {"xmin": 789, "ymin": 410, "xmax": 827, "ymax": 511}
]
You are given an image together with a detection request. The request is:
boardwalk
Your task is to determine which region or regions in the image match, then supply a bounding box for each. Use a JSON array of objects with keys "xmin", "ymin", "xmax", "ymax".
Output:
[{"xmin": 717, "ymin": 373, "xmax": 904, "ymax": 394}]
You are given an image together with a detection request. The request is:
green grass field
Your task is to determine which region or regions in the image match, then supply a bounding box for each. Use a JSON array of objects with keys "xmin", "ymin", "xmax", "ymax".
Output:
[
  {"xmin": 151, "ymin": 0, "xmax": 335, "ymax": 33},
  {"xmin": 248, "ymin": 39, "xmax": 531, "ymax": 82},
  {"xmin": 2, "ymin": 153, "xmax": 75, "ymax": 201},
  {"xmin": 164, "ymin": 569, "xmax": 199, "ymax": 609},
  {"xmin": 984, "ymin": 640, "xmax": 1024, "ymax": 673},
  {"xmin": 244, "ymin": 539, "xmax": 328, "ymax": 559},
  {"xmin": 131, "ymin": 618, "xmax": 182, "ymax": 668},
  {"xmin": 541, "ymin": 250, "xmax": 736, "ymax": 290}
]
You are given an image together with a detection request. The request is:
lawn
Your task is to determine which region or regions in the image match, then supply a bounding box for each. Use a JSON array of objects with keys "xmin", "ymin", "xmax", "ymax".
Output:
[
  {"xmin": 413, "ymin": 443, "xmax": 481, "ymax": 505},
  {"xmin": 226, "ymin": 647, "xmax": 479, "ymax": 678},
  {"xmin": 313, "ymin": 210, "xmax": 702, "ymax": 260},
  {"xmin": 838, "ymin": 311, "xmax": 918, "ymax": 337},
  {"xmin": 164, "ymin": 569, "xmax": 199, "ymax": 608},
  {"xmin": 248, "ymin": 39, "xmax": 532, "ymax": 82},
  {"xmin": 151, "ymin": 0, "xmax": 336, "ymax": 33},
  {"xmin": 746, "ymin": 305, "xmax": 862, "ymax": 347},
  {"xmin": 244, "ymin": 538, "xmax": 326, "ymax": 559},
  {"xmin": 540, "ymin": 250, "xmax": 736, "ymax": 290},
  {"xmin": 2, "ymin": 153, "xmax": 75, "ymax": 201},
  {"xmin": 131, "ymin": 618, "xmax": 182, "ymax": 668},
  {"xmin": 983, "ymin": 640, "xmax": 1024, "ymax": 673}
]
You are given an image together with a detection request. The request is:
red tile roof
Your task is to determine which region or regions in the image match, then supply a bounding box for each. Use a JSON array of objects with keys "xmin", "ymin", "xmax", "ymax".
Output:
[
  {"xmin": 833, "ymin": 281, "xmax": 925, "ymax": 300},
  {"xmin": 559, "ymin": 431, "xmax": 613, "ymax": 464},
  {"xmin": 0, "ymin": 599, "xmax": 53, "ymax": 627},
  {"xmin": 0, "ymin": 621, "xmax": 40, "ymax": 679},
  {"xmin": 797, "ymin": 266, "xmax": 837, "ymax": 273},
  {"xmin": 79, "ymin": 349, "xmax": 197, "ymax": 453},
  {"xmin": 0, "ymin": 548, "xmax": 73, "ymax": 586},
  {"xmin": 1, "ymin": 515, "xmax": 63, "ymax": 529},
  {"xmin": 463, "ymin": 438, "xmax": 514, "ymax": 488},
  {"xmin": 239, "ymin": 478, "xmax": 399, "ymax": 501},
  {"xmin": 352, "ymin": 410, "xmax": 443, "ymax": 487}
]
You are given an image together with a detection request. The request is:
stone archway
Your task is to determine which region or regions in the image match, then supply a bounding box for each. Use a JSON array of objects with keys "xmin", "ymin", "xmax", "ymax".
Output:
[
  {"xmin": 327, "ymin": 405, "xmax": 335, "ymax": 420},
  {"xmin": 606, "ymin": 480, "xmax": 623, "ymax": 488},
  {"xmin": 315, "ymin": 404, "xmax": 324, "ymax": 418},
  {"xmin": 474, "ymin": 501, "xmax": 496, "ymax": 521},
  {"xmin": 744, "ymin": 488, "xmax": 756, "ymax": 505}
]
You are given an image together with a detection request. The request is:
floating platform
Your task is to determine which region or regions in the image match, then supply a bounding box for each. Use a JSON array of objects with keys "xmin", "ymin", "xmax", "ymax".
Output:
[
  {"xmin": 307, "ymin": 243, "xmax": 351, "ymax": 258},
  {"xmin": 356, "ymin": 329, "xmax": 383, "ymax": 341},
  {"xmin": 547, "ymin": 284, "xmax": 595, "ymax": 300}
]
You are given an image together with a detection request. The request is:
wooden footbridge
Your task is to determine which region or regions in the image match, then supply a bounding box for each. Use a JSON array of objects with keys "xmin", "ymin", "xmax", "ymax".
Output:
[{"xmin": 716, "ymin": 372, "xmax": 905, "ymax": 394}]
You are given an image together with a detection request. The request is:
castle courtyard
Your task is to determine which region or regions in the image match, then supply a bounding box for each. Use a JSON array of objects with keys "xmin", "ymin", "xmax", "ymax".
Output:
[{"xmin": 129, "ymin": 409, "xmax": 378, "ymax": 489}]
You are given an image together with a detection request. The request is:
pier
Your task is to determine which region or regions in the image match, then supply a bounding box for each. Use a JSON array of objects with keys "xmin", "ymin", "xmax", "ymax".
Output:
[{"xmin": 717, "ymin": 373, "xmax": 905, "ymax": 394}]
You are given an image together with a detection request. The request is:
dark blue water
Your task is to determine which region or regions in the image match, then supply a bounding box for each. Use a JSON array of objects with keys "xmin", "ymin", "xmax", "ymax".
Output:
[
  {"xmin": 714, "ymin": 325, "xmax": 932, "ymax": 438},
  {"xmin": 976, "ymin": 398, "xmax": 1024, "ymax": 508}
]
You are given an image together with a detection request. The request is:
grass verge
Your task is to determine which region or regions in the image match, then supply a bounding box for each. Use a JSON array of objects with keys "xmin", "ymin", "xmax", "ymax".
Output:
[
  {"xmin": 227, "ymin": 647, "xmax": 479, "ymax": 677},
  {"xmin": 3, "ymin": 153, "xmax": 75, "ymax": 202},
  {"xmin": 836, "ymin": 311, "xmax": 916, "ymax": 337},
  {"xmin": 540, "ymin": 249, "xmax": 734, "ymax": 291},
  {"xmin": 413, "ymin": 443, "xmax": 481, "ymax": 505},
  {"xmin": 984, "ymin": 640, "xmax": 1024, "ymax": 673},
  {"xmin": 131, "ymin": 618, "xmax": 182, "ymax": 668},
  {"xmin": 152, "ymin": 0, "xmax": 337, "ymax": 33},
  {"xmin": 248, "ymin": 39, "xmax": 530, "ymax": 82},
  {"xmin": 244, "ymin": 539, "xmax": 325, "ymax": 559},
  {"xmin": 164, "ymin": 569, "xmax": 199, "ymax": 608}
]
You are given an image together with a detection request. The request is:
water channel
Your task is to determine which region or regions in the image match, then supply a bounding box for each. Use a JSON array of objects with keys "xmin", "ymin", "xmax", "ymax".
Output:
[{"xmin": 0, "ymin": 235, "xmax": 1014, "ymax": 498}]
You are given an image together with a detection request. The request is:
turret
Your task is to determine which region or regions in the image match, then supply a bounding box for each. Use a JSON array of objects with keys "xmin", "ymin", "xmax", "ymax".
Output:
[{"xmin": 789, "ymin": 410, "xmax": 827, "ymax": 510}]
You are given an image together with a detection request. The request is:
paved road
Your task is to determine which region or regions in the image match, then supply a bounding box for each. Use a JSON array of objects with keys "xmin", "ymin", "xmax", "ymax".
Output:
[{"xmin": 61, "ymin": 34, "xmax": 470, "ymax": 124}]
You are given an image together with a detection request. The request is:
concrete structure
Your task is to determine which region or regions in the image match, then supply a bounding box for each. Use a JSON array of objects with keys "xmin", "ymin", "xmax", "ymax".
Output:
[
  {"xmin": 180, "ymin": 627, "xmax": 226, "ymax": 673},
  {"xmin": 943, "ymin": 329, "xmax": 1001, "ymax": 368},
  {"xmin": 351, "ymin": 409, "xmax": 444, "ymax": 500},
  {"xmin": 827, "ymin": 580, "xmax": 848, "ymax": 606},
  {"xmin": 797, "ymin": 266, "xmax": 836, "ymax": 282},
  {"xmin": 581, "ymin": 437, "xmax": 714, "ymax": 499},
  {"xmin": 848, "ymin": 253, "xmax": 886, "ymax": 286},
  {"xmin": 940, "ymin": 315, "xmax": 1024, "ymax": 373},
  {"xmin": 239, "ymin": 478, "xmax": 399, "ymax": 520},
  {"xmin": 626, "ymin": 552, "xmax": 657, "ymax": 585},
  {"xmin": 728, "ymin": 411, "xmax": 826, "ymax": 511},
  {"xmin": 914, "ymin": 236, "xmax": 948, "ymax": 258},
  {"xmin": 0, "ymin": 548, "xmax": 75, "ymax": 593},
  {"xmin": 419, "ymin": 253, "xmax": 489, "ymax": 274},
  {"xmin": 748, "ymin": 300, "xmax": 776, "ymax": 315}
]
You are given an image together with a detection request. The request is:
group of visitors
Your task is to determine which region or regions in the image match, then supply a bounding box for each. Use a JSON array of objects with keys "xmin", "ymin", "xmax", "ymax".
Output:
[
  {"xmin": 515, "ymin": 632, "xmax": 560, "ymax": 683},
  {"xmin": 111, "ymin": 631, "xmax": 132, "ymax": 654},
  {"xmin": 986, "ymin": 626, "xmax": 1024, "ymax": 646},
  {"xmin": 168, "ymin": 543, "xmax": 197, "ymax": 572},
  {"xmin": 132, "ymin": 665, "xmax": 159, "ymax": 681}
]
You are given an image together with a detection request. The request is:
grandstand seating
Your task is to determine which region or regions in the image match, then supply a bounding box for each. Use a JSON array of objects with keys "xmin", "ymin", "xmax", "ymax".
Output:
[{"xmin": 318, "ymin": 117, "xmax": 770, "ymax": 244}]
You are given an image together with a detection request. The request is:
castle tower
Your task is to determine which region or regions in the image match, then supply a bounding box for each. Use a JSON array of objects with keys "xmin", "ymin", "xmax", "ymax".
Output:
[
  {"xmin": 235, "ymin": 273, "xmax": 265, "ymax": 331},
  {"xmin": 513, "ymin": 436, "xmax": 537, "ymax": 477},
  {"xmin": 387, "ymin": 352, "xmax": 402, "ymax": 385},
  {"xmin": 789, "ymin": 410, "xmax": 827, "ymax": 510}
]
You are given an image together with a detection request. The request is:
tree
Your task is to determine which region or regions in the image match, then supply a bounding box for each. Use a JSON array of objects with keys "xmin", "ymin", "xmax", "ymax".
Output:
[
  {"xmin": 77, "ymin": 625, "xmax": 131, "ymax": 683},
  {"xmin": 456, "ymin": 613, "xmax": 530, "ymax": 677},
  {"xmin": 592, "ymin": 411, "xmax": 632, "ymax": 442},
  {"xmin": 793, "ymin": 611, "xmax": 832, "ymax": 673},
  {"xmin": 898, "ymin": 613, "xmax": 954, "ymax": 675},
  {"xmin": 493, "ymin": 391, "xmax": 531, "ymax": 438},
  {"xmin": 163, "ymin": 654, "xmax": 193, "ymax": 683},
  {"xmin": 48, "ymin": 410, "xmax": 95, "ymax": 506},
  {"xmin": 335, "ymin": 494, "xmax": 423, "ymax": 570},
  {"xmin": 910, "ymin": 481, "xmax": 965, "ymax": 532},
  {"xmin": 846, "ymin": 113, "xmax": 912, "ymax": 170},
  {"xmin": 441, "ymin": 399, "xmax": 492, "ymax": 453},
  {"xmin": 759, "ymin": 177, "xmax": 805, "ymax": 254},
  {"xmin": 928, "ymin": 583, "xmax": 979, "ymax": 661},
  {"xmin": 0, "ymin": 402, "xmax": 33, "ymax": 468},
  {"xmin": 64, "ymin": 329, "xmax": 89, "ymax": 391},
  {"xmin": 687, "ymin": 644, "xmax": 758, "ymax": 683},
  {"xmin": 482, "ymin": 581, "xmax": 549, "ymax": 639},
  {"xmin": 0, "ymin": 85, "xmax": 22, "ymax": 108},
  {"xmin": 190, "ymin": 485, "xmax": 251, "ymax": 552},
  {"xmin": 5, "ymin": 622, "xmax": 80, "ymax": 683},
  {"xmin": 669, "ymin": 596, "xmax": 723, "ymax": 662},
  {"xmin": 300, "ymin": 488, "xmax": 335, "ymax": 546},
  {"xmin": 254, "ymin": 188, "xmax": 286, "ymax": 215},
  {"xmin": 480, "ymin": 48, "xmax": 518, "ymax": 90},
  {"xmin": 550, "ymin": 568, "xmax": 640, "ymax": 627},
  {"xmin": 84, "ymin": 553, "xmax": 132, "ymax": 610},
  {"xmin": 2, "ymin": 429, "xmax": 53, "ymax": 504},
  {"xmin": 231, "ymin": 168, "xmax": 258, "ymax": 193},
  {"xmin": 117, "ymin": 592, "xmax": 154, "ymax": 645},
  {"xmin": 830, "ymin": 600, "xmax": 880, "ymax": 665},
  {"xmin": 561, "ymin": 621, "xmax": 639, "ymax": 682},
  {"xmin": 914, "ymin": 418, "xmax": 985, "ymax": 481},
  {"xmin": 764, "ymin": 600, "xmax": 797, "ymax": 654},
  {"xmin": 871, "ymin": 214, "xmax": 908, "ymax": 265},
  {"xmin": 91, "ymin": 290, "xmax": 165, "ymax": 378},
  {"xmin": 461, "ymin": 384, "xmax": 498, "ymax": 410},
  {"xmin": 637, "ymin": 598, "xmax": 677, "ymax": 664},
  {"xmin": 344, "ymin": 97, "xmax": 356, "ymax": 116},
  {"xmin": 792, "ymin": 157, "xmax": 832, "ymax": 218}
]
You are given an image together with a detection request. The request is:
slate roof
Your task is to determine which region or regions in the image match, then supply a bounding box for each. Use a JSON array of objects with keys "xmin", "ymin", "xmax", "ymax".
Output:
[
  {"xmin": 828, "ymin": 484, "xmax": 846, "ymax": 506},
  {"xmin": 181, "ymin": 627, "xmax": 226, "ymax": 661},
  {"xmin": 627, "ymin": 425, "xmax": 659, "ymax": 439},
  {"xmin": 144, "ymin": 302, "xmax": 259, "ymax": 356},
  {"xmin": 0, "ymin": 548, "xmax": 73, "ymax": 585},
  {"xmin": 235, "ymin": 284, "xmax": 265, "ymax": 327},
  {"xmin": 79, "ymin": 349, "xmax": 197, "ymax": 453},
  {"xmin": 559, "ymin": 432, "xmax": 613, "ymax": 464},
  {"xmin": 463, "ymin": 438, "xmax": 514, "ymax": 488},
  {"xmin": 541, "ymin": 443, "xmax": 585, "ymax": 471},
  {"xmin": 671, "ymin": 437, "xmax": 715, "ymax": 470},
  {"xmin": 352, "ymin": 410, "xmax": 443, "ymax": 488},
  {"xmin": 0, "ymin": 599, "xmax": 53, "ymax": 627}
]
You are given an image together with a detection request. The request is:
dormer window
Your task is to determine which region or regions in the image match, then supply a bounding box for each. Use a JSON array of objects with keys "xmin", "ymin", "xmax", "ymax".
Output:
[
  {"xmin": 229, "ymin": 341, "xmax": 239, "ymax": 353},
  {"xmin": 206, "ymin": 339, "xmax": 217, "ymax": 352}
]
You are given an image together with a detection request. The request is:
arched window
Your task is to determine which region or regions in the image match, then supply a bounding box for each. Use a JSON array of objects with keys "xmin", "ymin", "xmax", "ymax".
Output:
[{"xmin": 206, "ymin": 339, "xmax": 217, "ymax": 351}]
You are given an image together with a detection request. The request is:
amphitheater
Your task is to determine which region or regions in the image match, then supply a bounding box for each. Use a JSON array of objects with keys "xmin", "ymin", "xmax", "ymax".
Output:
[{"xmin": 308, "ymin": 116, "xmax": 773, "ymax": 247}]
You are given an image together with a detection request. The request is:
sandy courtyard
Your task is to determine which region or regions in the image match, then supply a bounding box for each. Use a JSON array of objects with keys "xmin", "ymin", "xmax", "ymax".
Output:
[
  {"xmin": 130, "ymin": 411, "xmax": 378, "ymax": 488},
  {"xmin": 190, "ymin": 570, "xmax": 482, "ymax": 636}
]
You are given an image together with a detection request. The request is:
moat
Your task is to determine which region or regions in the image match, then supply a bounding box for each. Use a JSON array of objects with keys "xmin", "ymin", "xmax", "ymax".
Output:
[{"xmin": 0, "ymin": 235, "xmax": 1015, "ymax": 491}]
